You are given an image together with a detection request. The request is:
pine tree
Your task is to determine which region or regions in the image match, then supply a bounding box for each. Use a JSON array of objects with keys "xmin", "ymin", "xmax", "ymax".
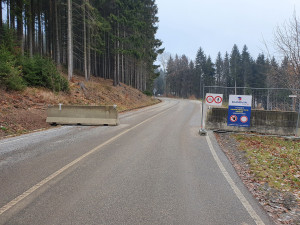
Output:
[
  {"xmin": 241, "ymin": 45, "xmax": 253, "ymax": 88},
  {"xmin": 203, "ymin": 56, "xmax": 215, "ymax": 86},
  {"xmin": 223, "ymin": 52, "xmax": 230, "ymax": 87},
  {"xmin": 215, "ymin": 52, "xmax": 223, "ymax": 86},
  {"xmin": 230, "ymin": 44, "xmax": 242, "ymax": 93},
  {"xmin": 195, "ymin": 47, "xmax": 206, "ymax": 97}
]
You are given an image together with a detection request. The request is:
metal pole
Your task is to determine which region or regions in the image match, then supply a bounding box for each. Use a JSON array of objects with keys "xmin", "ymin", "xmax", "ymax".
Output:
[
  {"xmin": 199, "ymin": 85, "xmax": 207, "ymax": 136},
  {"xmin": 235, "ymin": 80, "xmax": 237, "ymax": 95},
  {"xmin": 296, "ymin": 102, "xmax": 300, "ymax": 137},
  {"xmin": 201, "ymin": 85, "xmax": 205, "ymax": 129},
  {"xmin": 201, "ymin": 85, "xmax": 205, "ymax": 128},
  {"xmin": 267, "ymin": 89, "xmax": 269, "ymax": 110}
]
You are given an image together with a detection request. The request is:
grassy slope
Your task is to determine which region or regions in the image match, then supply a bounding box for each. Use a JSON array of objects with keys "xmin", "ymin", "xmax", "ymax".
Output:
[
  {"xmin": 234, "ymin": 135, "xmax": 300, "ymax": 200},
  {"xmin": 0, "ymin": 75, "xmax": 159, "ymax": 138}
]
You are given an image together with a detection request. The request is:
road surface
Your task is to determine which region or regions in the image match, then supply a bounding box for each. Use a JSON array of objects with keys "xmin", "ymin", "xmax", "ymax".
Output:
[{"xmin": 0, "ymin": 99, "xmax": 274, "ymax": 225}]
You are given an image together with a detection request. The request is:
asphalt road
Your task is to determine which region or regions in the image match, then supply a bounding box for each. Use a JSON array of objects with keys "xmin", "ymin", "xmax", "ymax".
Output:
[{"xmin": 0, "ymin": 98, "xmax": 274, "ymax": 225}]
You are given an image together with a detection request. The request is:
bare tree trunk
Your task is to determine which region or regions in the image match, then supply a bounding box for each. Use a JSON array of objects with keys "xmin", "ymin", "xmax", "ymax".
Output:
[
  {"xmin": 26, "ymin": 1, "xmax": 33, "ymax": 57},
  {"xmin": 87, "ymin": 3, "xmax": 91, "ymax": 80},
  {"xmin": 113, "ymin": 38, "xmax": 117, "ymax": 86},
  {"xmin": 16, "ymin": 0, "xmax": 24, "ymax": 54},
  {"xmin": 31, "ymin": 0, "xmax": 35, "ymax": 54},
  {"xmin": 67, "ymin": 0, "xmax": 73, "ymax": 80},
  {"xmin": 6, "ymin": 0, "xmax": 9, "ymax": 28},
  {"xmin": 83, "ymin": 0, "xmax": 88, "ymax": 80},
  {"xmin": 55, "ymin": 0, "xmax": 61, "ymax": 67},
  {"xmin": 10, "ymin": 0, "xmax": 15, "ymax": 29},
  {"xmin": 0, "ymin": 0, "xmax": 3, "ymax": 39},
  {"xmin": 116, "ymin": 10, "xmax": 120, "ymax": 85},
  {"xmin": 38, "ymin": 1, "xmax": 42, "ymax": 55}
]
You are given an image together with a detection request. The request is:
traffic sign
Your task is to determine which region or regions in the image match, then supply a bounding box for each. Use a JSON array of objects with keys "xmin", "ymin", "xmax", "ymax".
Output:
[
  {"xmin": 214, "ymin": 96, "xmax": 223, "ymax": 104},
  {"xmin": 240, "ymin": 116, "xmax": 248, "ymax": 123},
  {"xmin": 206, "ymin": 96, "xmax": 214, "ymax": 104},
  {"xmin": 205, "ymin": 93, "xmax": 223, "ymax": 106},
  {"xmin": 230, "ymin": 115, "xmax": 238, "ymax": 122}
]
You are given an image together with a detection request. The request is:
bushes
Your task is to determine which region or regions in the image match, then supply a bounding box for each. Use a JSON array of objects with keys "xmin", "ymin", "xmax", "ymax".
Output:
[
  {"xmin": 143, "ymin": 90, "xmax": 153, "ymax": 96},
  {"xmin": 22, "ymin": 56, "xmax": 69, "ymax": 92},
  {"xmin": 0, "ymin": 45, "xmax": 26, "ymax": 91},
  {"xmin": 0, "ymin": 44, "xmax": 69, "ymax": 92}
]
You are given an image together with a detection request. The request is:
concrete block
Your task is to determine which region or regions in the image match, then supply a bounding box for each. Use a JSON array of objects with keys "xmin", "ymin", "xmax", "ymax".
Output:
[{"xmin": 46, "ymin": 105, "xmax": 119, "ymax": 126}]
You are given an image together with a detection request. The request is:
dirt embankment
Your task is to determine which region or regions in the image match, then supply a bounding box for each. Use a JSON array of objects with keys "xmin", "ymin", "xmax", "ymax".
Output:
[{"xmin": 0, "ymin": 75, "xmax": 159, "ymax": 138}]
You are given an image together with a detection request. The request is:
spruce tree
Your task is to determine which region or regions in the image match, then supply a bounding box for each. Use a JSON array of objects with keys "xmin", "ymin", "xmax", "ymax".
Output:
[
  {"xmin": 241, "ymin": 45, "xmax": 253, "ymax": 88},
  {"xmin": 215, "ymin": 52, "xmax": 223, "ymax": 86},
  {"xmin": 230, "ymin": 44, "xmax": 242, "ymax": 93}
]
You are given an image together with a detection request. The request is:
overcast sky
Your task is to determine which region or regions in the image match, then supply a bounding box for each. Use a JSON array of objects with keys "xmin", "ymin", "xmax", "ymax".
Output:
[{"xmin": 156, "ymin": 0, "xmax": 300, "ymax": 62}]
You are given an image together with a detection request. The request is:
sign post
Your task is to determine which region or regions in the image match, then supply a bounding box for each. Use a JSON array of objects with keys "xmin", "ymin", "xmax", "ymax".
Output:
[
  {"xmin": 200, "ymin": 93, "xmax": 223, "ymax": 136},
  {"xmin": 227, "ymin": 95, "xmax": 252, "ymax": 127}
]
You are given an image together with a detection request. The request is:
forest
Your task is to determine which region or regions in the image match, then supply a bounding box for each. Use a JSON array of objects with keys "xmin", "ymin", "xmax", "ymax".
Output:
[
  {"xmin": 0, "ymin": 0, "xmax": 163, "ymax": 92},
  {"xmin": 156, "ymin": 45, "xmax": 269, "ymax": 98}
]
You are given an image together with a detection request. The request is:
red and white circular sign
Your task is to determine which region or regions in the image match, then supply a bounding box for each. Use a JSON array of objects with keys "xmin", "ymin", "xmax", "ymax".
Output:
[
  {"xmin": 206, "ymin": 96, "xmax": 214, "ymax": 104},
  {"xmin": 240, "ymin": 116, "xmax": 248, "ymax": 123},
  {"xmin": 214, "ymin": 96, "xmax": 223, "ymax": 104},
  {"xmin": 230, "ymin": 115, "xmax": 238, "ymax": 122}
]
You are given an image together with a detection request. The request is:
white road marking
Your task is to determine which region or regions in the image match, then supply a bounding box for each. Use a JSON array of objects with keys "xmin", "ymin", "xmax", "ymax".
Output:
[
  {"xmin": 0, "ymin": 104, "xmax": 176, "ymax": 216},
  {"xmin": 206, "ymin": 135, "xmax": 265, "ymax": 225}
]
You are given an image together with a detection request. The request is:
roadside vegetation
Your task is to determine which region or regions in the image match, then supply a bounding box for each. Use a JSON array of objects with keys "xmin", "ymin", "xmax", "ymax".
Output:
[
  {"xmin": 234, "ymin": 135, "xmax": 300, "ymax": 200},
  {"xmin": 0, "ymin": 27, "xmax": 69, "ymax": 92}
]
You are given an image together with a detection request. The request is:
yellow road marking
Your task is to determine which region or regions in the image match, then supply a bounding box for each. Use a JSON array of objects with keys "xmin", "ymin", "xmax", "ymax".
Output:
[
  {"xmin": 0, "ymin": 104, "xmax": 176, "ymax": 216},
  {"xmin": 206, "ymin": 135, "xmax": 265, "ymax": 225}
]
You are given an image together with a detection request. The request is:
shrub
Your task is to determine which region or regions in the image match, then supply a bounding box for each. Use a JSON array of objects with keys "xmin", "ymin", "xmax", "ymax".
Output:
[
  {"xmin": 22, "ymin": 56, "xmax": 69, "ymax": 92},
  {"xmin": 0, "ymin": 45, "xmax": 26, "ymax": 91},
  {"xmin": 6, "ymin": 73, "xmax": 26, "ymax": 91},
  {"xmin": 143, "ymin": 90, "xmax": 152, "ymax": 96}
]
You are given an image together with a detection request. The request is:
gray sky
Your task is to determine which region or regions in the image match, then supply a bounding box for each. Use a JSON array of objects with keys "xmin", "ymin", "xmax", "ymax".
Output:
[{"xmin": 156, "ymin": 0, "xmax": 300, "ymax": 61}]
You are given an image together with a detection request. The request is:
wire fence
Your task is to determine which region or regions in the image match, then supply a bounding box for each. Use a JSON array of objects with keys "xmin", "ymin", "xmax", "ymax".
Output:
[{"xmin": 203, "ymin": 86, "xmax": 300, "ymax": 112}]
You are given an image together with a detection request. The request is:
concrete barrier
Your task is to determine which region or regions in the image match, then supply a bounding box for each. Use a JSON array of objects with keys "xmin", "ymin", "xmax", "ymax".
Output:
[
  {"xmin": 46, "ymin": 105, "xmax": 119, "ymax": 126},
  {"xmin": 205, "ymin": 107, "xmax": 300, "ymax": 136}
]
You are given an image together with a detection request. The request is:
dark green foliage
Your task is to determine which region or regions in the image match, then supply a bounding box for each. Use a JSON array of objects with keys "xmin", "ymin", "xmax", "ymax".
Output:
[
  {"xmin": 5, "ymin": 73, "xmax": 26, "ymax": 91},
  {"xmin": 2, "ymin": 0, "xmax": 162, "ymax": 92},
  {"xmin": 22, "ymin": 56, "xmax": 69, "ymax": 92},
  {"xmin": 143, "ymin": 90, "xmax": 152, "ymax": 96},
  {"xmin": 0, "ymin": 25, "xmax": 69, "ymax": 92},
  {"xmin": 0, "ymin": 44, "xmax": 26, "ymax": 91},
  {"xmin": 164, "ymin": 44, "xmax": 282, "ymax": 99}
]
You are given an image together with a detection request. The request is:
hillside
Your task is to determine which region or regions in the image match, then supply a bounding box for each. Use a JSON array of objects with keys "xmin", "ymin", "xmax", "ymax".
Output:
[{"xmin": 0, "ymin": 75, "xmax": 159, "ymax": 138}]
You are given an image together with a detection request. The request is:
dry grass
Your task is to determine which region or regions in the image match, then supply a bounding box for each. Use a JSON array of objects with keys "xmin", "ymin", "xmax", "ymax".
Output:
[{"xmin": 234, "ymin": 135, "xmax": 300, "ymax": 201}]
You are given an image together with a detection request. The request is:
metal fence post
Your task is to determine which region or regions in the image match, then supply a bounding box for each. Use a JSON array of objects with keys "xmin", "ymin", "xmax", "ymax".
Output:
[{"xmin": 296, "ymin": 102, "xmax": 300, "ymax": 137}]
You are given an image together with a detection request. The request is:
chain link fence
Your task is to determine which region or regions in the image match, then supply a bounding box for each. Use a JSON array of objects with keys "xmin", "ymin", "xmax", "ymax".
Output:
[{"xmin": 203, "ymin": 86, "xmax": 300, "ymax": 112}]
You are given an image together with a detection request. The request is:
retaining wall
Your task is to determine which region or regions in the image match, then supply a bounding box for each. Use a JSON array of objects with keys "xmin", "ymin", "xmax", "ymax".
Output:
[{"xmin": 205, "ymin": 107, "xmax": 300, "ymax": 136}]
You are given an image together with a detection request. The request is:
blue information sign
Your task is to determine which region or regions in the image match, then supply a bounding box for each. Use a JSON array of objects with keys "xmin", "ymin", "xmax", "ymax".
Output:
[
  {"xmin": 227, "ymin": 106, "xmax": 251, "ymax": 127},
  {"xmin": 227, "ymin": 95, "xmax": 252, "ymax": 127}
]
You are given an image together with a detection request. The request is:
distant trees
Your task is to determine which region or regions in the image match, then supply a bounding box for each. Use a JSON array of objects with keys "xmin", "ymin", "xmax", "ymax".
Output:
[
  {"xmin": 164, "ymin": 44, "xmax": 275, "ymax": 98},
  {"xmin": 161, "ymin": 12, "xmax": 300, "ymax": 99},
  {"xmin": 0, "ymin": 0, "xmax": 163, "ymax": 92}
]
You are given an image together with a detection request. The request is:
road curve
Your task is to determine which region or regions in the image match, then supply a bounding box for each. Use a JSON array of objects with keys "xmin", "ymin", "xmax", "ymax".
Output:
[{"xmin": 0, "ymin": 99, "xmax": 274, "ymax": 225}]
